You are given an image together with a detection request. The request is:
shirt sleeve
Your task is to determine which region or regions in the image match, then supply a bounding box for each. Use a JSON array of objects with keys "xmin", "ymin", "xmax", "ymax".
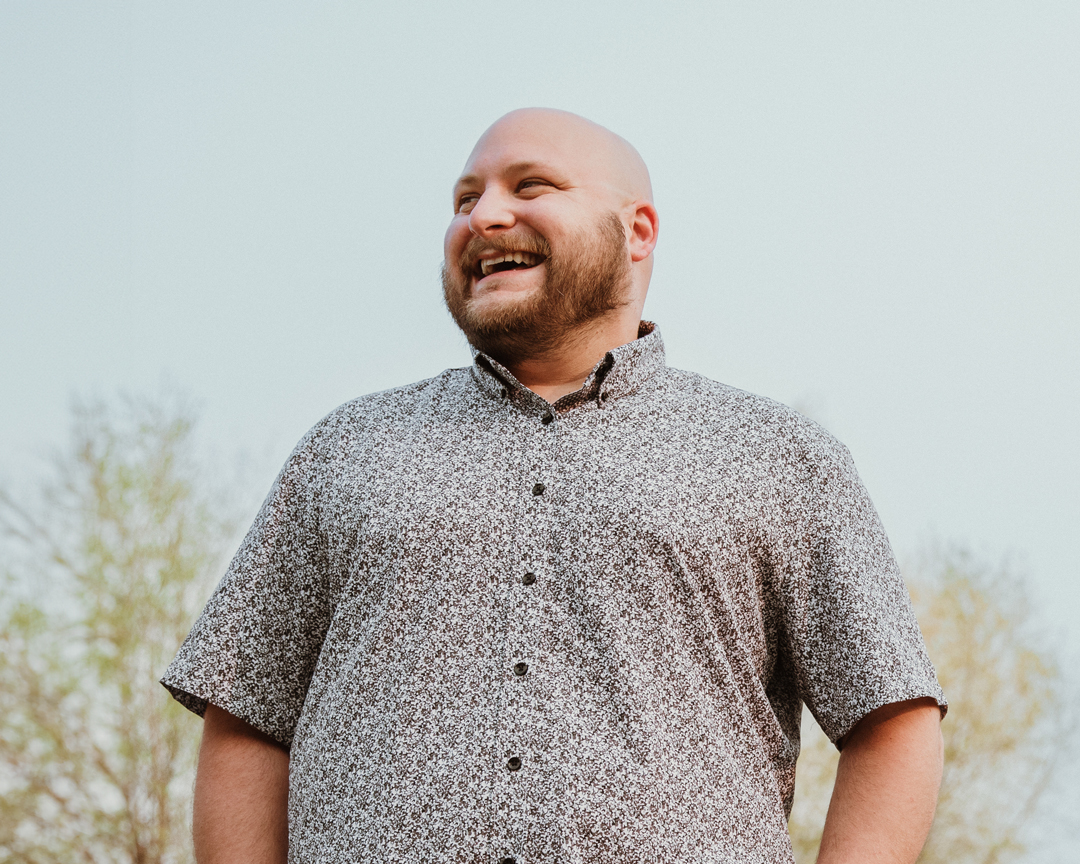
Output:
[
  {"xmin": 775, "ymin": 427, "xmax": 946, "ymax": 746},
  {"xmin": 160, "ymin": 422, "xmax": 336, "ymax": 747}
]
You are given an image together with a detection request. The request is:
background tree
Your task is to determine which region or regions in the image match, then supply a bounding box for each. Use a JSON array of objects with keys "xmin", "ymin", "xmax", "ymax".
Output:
[
  {"xmin": 788, "ymin": 548, "xmax": 1076, "ymax": 863},
  {"xmin": 0, "ymin": 395, "xmax": 237, "ymax": 864}
]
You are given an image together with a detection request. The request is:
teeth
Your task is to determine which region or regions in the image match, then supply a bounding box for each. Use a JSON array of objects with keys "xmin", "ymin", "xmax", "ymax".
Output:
[{"xmin": 479, "ymin": 252, "xmax": 540, "ymax": 276}]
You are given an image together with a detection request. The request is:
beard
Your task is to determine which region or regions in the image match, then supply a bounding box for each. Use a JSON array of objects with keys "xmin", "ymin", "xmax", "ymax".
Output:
[{"xmin": 442, "ymin": 211, "xmax": 632, "ymax": 365}]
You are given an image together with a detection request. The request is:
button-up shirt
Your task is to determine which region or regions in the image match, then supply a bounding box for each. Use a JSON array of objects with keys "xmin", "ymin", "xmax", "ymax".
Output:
[{"xmin": 163, "ymin": 322, "xmax": 945, "ymax": 864}]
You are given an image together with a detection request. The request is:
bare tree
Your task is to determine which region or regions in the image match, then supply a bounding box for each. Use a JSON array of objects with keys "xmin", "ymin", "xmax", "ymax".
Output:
[
  {"xmin": 788, "ymin": 548, "xmax": 1075, "ymax": 863},
  {"xmin": 0, "ymin": 395, "xmax": 236, "ymax": 864}
]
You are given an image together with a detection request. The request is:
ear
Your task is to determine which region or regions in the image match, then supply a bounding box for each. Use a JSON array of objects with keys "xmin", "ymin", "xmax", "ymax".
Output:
[{"xmin": 626, "ymin": 201, "xmax": 659, "ymax": 262}]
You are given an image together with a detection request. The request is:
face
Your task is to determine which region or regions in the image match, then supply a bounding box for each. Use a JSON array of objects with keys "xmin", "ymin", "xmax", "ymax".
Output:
[{"xmin": 442, "ymin": 120, "xmax": 632, "ymax": 363}]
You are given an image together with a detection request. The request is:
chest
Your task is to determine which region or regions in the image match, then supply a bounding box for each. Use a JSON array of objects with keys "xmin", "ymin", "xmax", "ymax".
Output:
[{"xmin": 318, "ymin": 409, "xmax": 782, "ymax": 649}]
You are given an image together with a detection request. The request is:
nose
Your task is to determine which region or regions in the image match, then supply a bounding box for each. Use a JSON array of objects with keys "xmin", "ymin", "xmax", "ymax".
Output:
[{"xmin": 468, "ymin": 187, "xmax": 516, "ymax": 238}]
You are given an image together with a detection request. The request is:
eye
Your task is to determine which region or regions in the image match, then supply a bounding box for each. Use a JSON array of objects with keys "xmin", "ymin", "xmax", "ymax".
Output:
[
  {"xmin": 517, "ymin": 178, "xmax": 552, "ymax": 194},
  {"xmin": 456, "ymin": 193, "xmax": 480, "ymax": 214}
]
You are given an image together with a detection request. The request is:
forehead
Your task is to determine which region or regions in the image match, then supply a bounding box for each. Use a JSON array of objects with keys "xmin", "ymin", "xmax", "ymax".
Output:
[{"xmin": 455, "ymin": 117, "xmax": 609, "ymax": 189}]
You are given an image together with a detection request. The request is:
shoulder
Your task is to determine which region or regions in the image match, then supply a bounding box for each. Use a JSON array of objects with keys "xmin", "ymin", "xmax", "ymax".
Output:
[
  {"xmin": 655, "ymin": 367, "xmax": 849, "ymax": 468},
  {"xmin": 287, "ymin": 367, "xmax": 478, "ymax": 460},
  {"xmin": 328, "ymin": 367, "xmax": 474, "ymax": 423}
]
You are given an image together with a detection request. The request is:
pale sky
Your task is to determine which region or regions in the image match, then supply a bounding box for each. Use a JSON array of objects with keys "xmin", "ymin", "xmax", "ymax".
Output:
[{"xmin": 2, "ymin": 1, "xmax": 1078, "ymax": 854}]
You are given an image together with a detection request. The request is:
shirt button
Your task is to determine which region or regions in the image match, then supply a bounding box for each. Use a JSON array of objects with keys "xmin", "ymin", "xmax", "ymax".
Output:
[
  {"xmin": 541, "ymin": 412, "xmax": 554, "ymax": 425},
  {"xmin": 532, "ymin": 483, "xmax": 545, "ymax": 496},
  {"xmin": 522, "ymin": 572, "xmax": 537, "ymax": 585},
  {"xmin": 513, "ymin": 661, "xmax": 528, "ymax": 676},
  {"xmin": 507, "ymin": 756, "xmax": 522, "ymax": 771}
]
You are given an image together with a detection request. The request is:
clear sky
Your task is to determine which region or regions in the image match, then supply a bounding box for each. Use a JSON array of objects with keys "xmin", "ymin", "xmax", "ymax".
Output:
[{"xmin": 2, "ymin": 1, "xmax": 1078, "ymax": 852}]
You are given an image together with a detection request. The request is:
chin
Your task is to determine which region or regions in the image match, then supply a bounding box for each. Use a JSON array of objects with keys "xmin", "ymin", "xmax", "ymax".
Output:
[{"xmin": 464, "ymin": 290, "xmax": 534, "ymax": 322}]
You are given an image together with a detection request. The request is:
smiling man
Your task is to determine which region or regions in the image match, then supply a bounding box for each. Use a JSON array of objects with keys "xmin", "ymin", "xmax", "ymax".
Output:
[
  {"xmin": 163, "ymin": 109, "xmax": 946, "ymax": 864},
  {"xmin": 441, "ymin": 112, "xmax": 653, "ymax": 388}
]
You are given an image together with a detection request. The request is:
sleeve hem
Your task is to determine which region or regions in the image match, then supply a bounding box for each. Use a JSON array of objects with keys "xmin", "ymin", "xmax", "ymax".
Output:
[
  {"xmin": 829, "ymin": 691, "xmax": 948, "ymax": 751},
  {"xmin": 158, "ymin": 677, "xmax": 295, "ymax": 748}
]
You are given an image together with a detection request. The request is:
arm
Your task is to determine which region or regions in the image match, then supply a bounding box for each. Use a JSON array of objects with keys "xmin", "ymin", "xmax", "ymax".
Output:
[
  {"xmin": 817, "ymin": 697, "xmax": 943, "ymax": 864},
  {"xmin": 193, "ymin": 704, "xmax": 290, "ymax": 864}
]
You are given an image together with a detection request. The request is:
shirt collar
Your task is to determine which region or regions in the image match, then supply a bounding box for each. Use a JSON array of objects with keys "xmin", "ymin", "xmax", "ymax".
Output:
[{"xmin": 470, "ymin": 321, "xmax": 666, "ymax": 410}]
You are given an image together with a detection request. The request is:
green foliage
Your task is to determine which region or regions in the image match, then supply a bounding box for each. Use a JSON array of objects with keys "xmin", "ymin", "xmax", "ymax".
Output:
[
  {"xmin": 0, "ymin": 396, "xmax": 236, "ymax": 864},
  {"xmin": 788, "ymin": 548, "xmax": 1074, "ymax": 863}
]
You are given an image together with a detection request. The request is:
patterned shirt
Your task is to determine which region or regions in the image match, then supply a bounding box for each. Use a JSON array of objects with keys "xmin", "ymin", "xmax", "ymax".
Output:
[{"xmin": 162, "ymin": 322, "xmax": 945, "ymax": 864}]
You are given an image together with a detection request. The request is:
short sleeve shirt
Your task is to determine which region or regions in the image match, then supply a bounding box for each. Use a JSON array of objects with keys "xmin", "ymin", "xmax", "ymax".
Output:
[{"xmin": 162, "ymin": 322, "xmax": 945, "ymax": 864}]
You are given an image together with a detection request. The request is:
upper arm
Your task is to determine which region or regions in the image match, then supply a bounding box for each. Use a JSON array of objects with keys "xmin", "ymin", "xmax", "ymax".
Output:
[
  {"xmin": 202, "ymin": 703, "xmax": 291, "ymax": 752},
  {"xmin": 194, "ymin": 704, "xmax": 290, "ymax": 863}
]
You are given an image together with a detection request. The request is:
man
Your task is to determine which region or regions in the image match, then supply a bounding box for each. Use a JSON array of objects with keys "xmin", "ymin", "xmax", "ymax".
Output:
[{"xmin": 163, "ymin": 108, "xmax": 946, "ymax": 864}]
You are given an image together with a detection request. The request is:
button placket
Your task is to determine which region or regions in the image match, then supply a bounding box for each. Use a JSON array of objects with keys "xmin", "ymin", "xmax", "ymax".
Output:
[{"xmin": 494, "ymin": 402, "xmax": 556, "ymax": 853}]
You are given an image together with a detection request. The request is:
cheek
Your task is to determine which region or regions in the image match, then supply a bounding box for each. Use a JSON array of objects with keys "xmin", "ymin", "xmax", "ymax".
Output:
[{"xmin": 444, "ymin": 218, "xmax": 470, "ymax": 263}]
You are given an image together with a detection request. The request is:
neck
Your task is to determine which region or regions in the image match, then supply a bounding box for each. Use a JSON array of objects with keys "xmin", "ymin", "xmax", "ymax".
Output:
[{"xmin": 504, "ymin": 314, "xmax": 643, "ymax": 403}]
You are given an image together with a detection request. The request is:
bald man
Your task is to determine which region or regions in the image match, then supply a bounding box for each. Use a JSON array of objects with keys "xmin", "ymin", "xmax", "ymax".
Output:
[{"xmin": 163, "ymin": 109, "xmax": 946, "ymax": 864}]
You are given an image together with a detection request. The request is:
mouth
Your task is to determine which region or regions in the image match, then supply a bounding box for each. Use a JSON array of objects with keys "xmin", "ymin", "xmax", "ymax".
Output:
[{"xmin": 475, "ymin": 250, "xmax": 545, "ymax": 281}]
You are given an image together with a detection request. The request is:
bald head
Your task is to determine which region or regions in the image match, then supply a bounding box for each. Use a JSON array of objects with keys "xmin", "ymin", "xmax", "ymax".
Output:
[
  {"xmin": 466, "ymin": 108, "xmax": 653, "ymax": 207},
  {"xmin": 449, "ymin": 107, "xmax": 658, "ymax": 291},
  {"xmin": 443, "ymin": 108, "xmax": 660, "ymax": 368}
]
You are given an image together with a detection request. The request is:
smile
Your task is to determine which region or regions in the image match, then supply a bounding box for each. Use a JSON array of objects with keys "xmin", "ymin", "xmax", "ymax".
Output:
[{"xmin": 478, "ymin": 251, "xmax": 544, "ymax": 278}]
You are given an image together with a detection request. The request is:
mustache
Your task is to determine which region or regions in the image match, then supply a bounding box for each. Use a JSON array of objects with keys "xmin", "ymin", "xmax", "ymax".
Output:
[{"xmin": 458, "ymin": 232, "xmax": 552, "ymax": 273}]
